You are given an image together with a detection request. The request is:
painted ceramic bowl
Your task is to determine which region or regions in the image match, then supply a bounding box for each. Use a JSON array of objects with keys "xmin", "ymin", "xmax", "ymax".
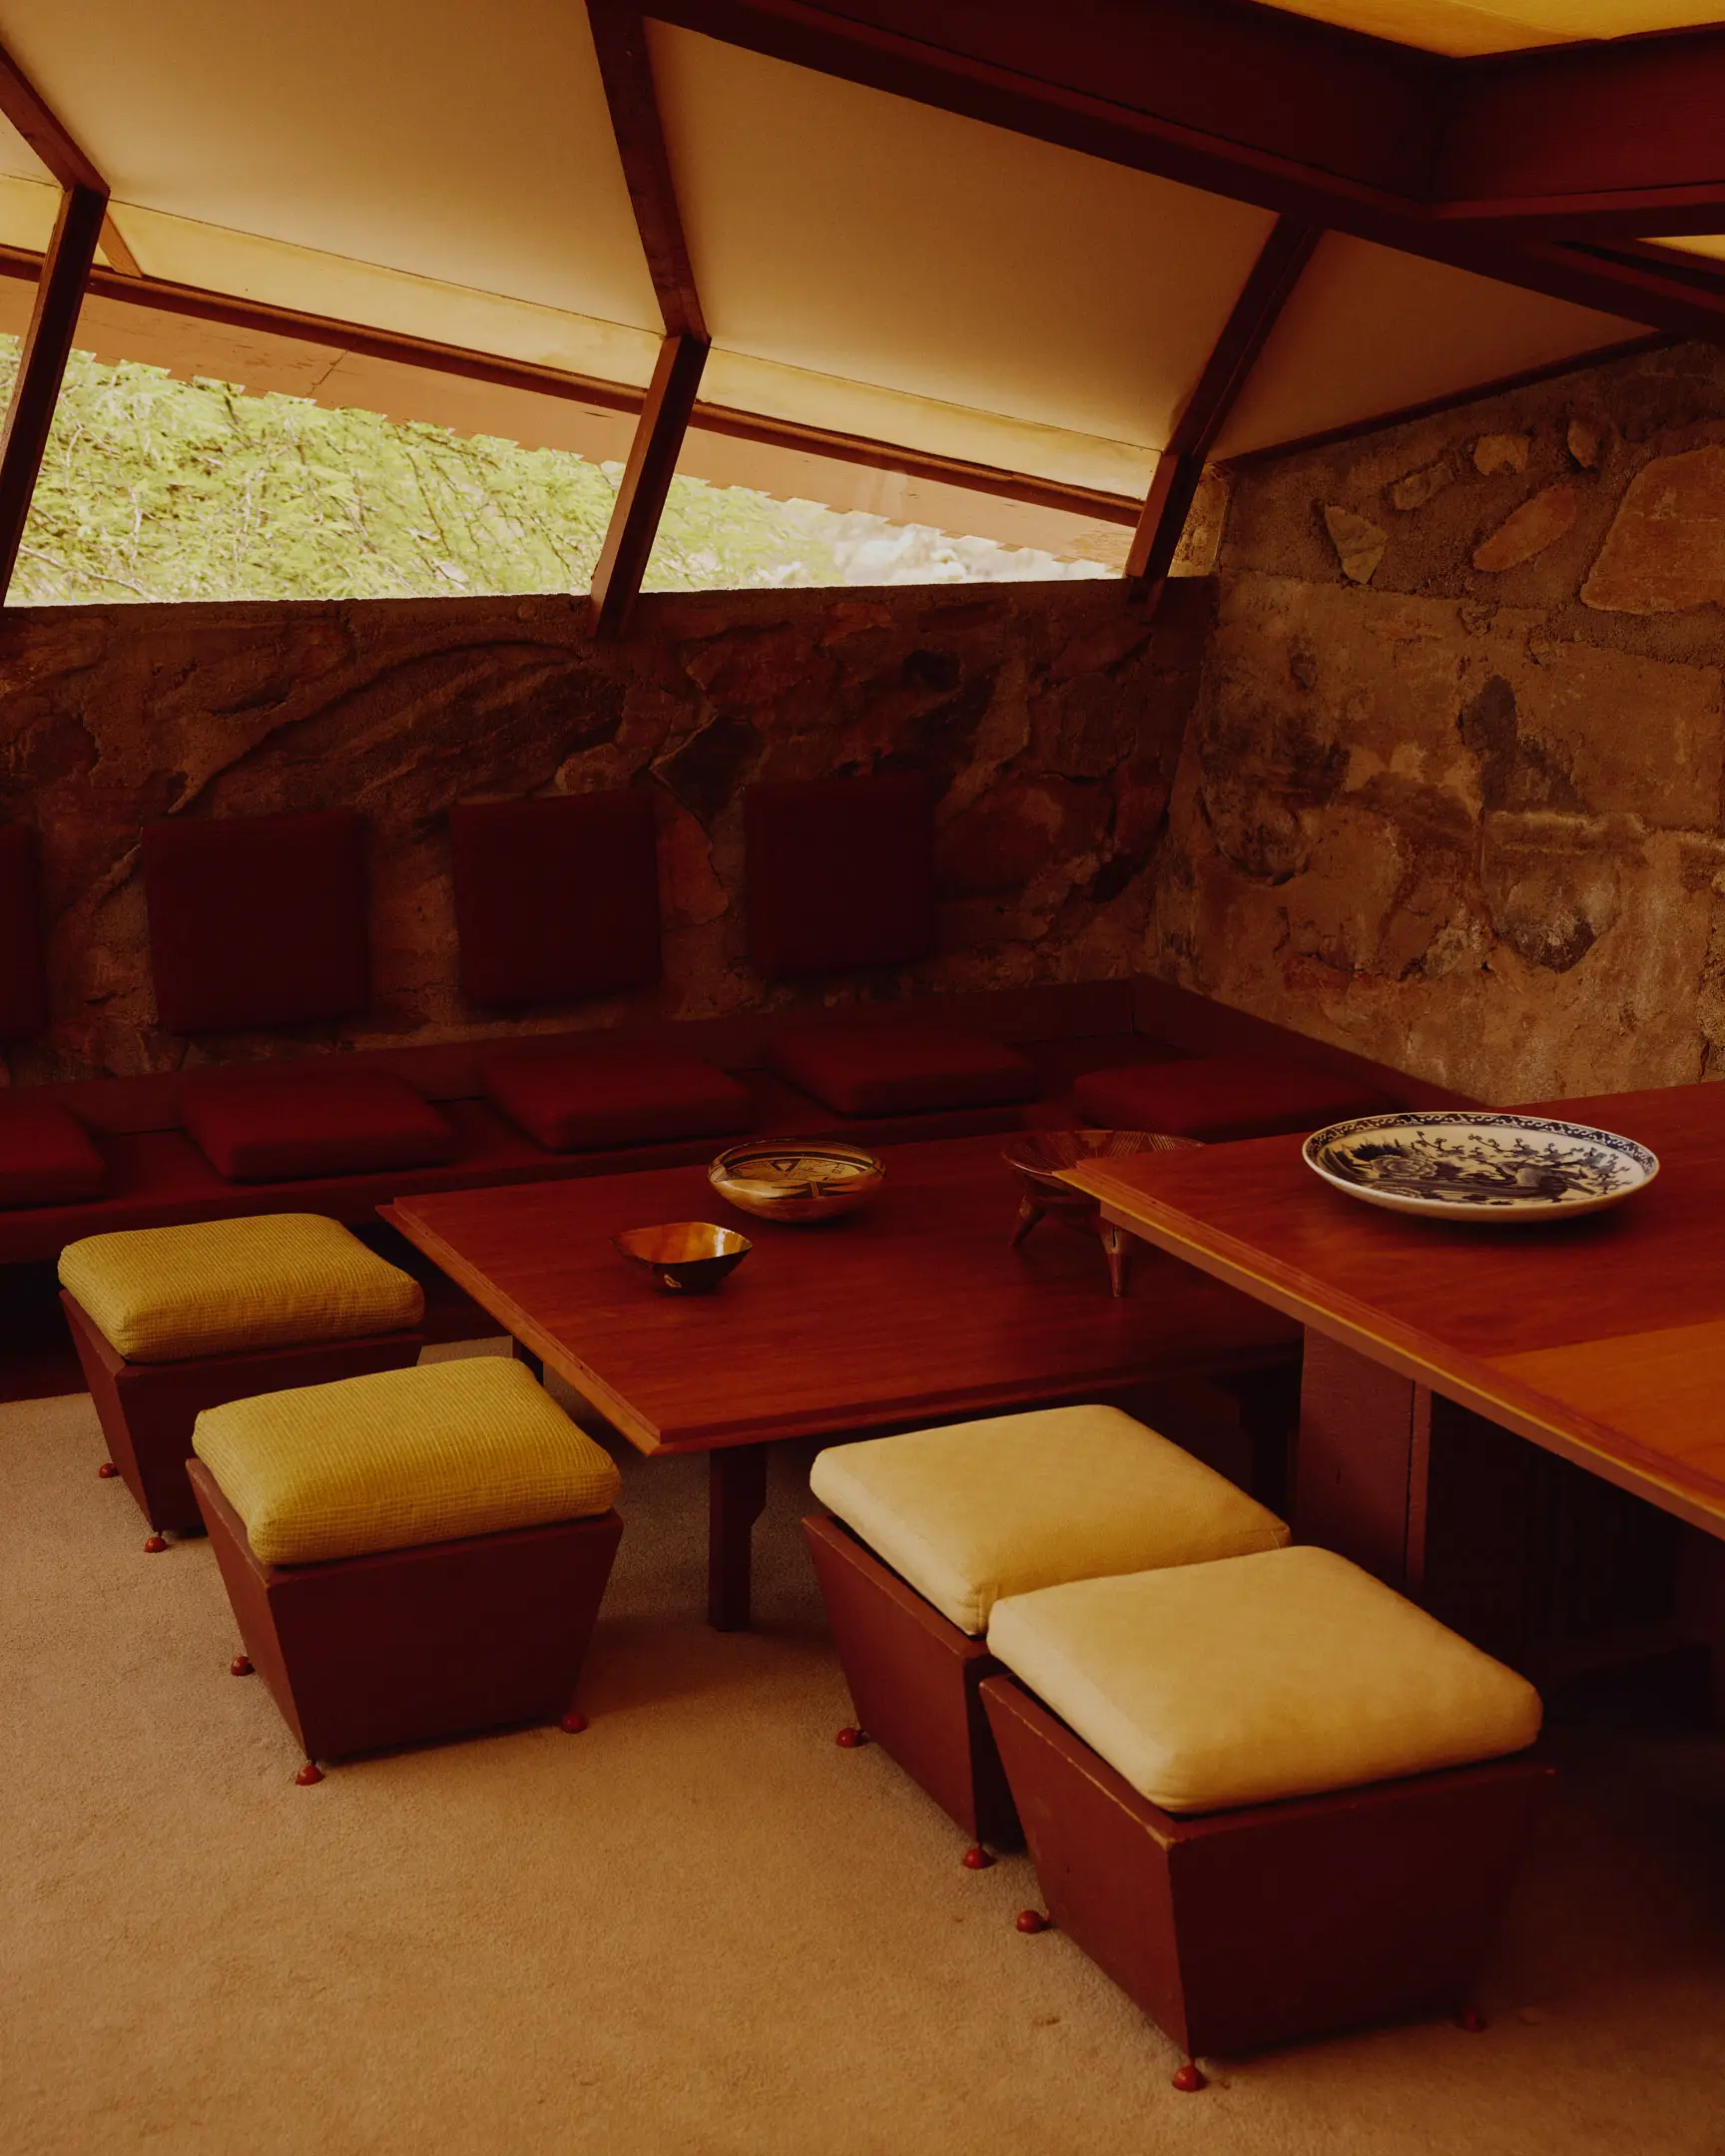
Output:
[
  {"xmin": 613, "ymin": 1222, "xmax": 753, "ymax": 1293},
  {"xmin": 1303, "ymin": 1111, "xmax": 1659, "ymax": 1224},
  {"xmin": 1002, "ymin": 1128, "xmax": 1200, "ymax": 1210},
  {"xmin": 709, "ymin": 1141, "xmax": 884, "ymax": 1224}
]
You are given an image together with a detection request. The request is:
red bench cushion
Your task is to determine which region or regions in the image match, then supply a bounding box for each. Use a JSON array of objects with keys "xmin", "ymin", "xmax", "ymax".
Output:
[
  {"xmin": 769, "ymin": 1022, "xmax": 1036, "ymax": 1117},
  {"xmin": 0, "ymin": 1100, "xmax": 106, "ymax": 1208},
  {"xmin": 0, "ymin": 825, "xmax": 47, "ymax": 1039},
  {"xmin": 746, "ymin": 774, "xmax": 936, "ymax": 978},
  {"xmin": 182, "ymin": 1066, "xmax": 457, "ymax": 1182},
  {"xmin": 451, "ymin": 791, "xmax": 662, "ymax": 1007},
  {"xmin": 144, "ymin": 810, "xmax": 369, "ymax": 1034},
  {"xmin": 481, "ymin": 1043, "xmax": 754, "ymax": 1153},
  {"xmin": 1073, "ymin": 1056, "xmax": 1397, "ymax": 1142}
]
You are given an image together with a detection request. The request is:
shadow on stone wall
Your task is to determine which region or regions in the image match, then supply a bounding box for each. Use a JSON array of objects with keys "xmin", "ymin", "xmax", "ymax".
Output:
[
  {"xmin": 1, "ymin": 578, "xmax": 1209, "ymax": 1084},
  {"xmin": 1153, "ymin": 339, "xmax": 1725, "ymax": 1103}
]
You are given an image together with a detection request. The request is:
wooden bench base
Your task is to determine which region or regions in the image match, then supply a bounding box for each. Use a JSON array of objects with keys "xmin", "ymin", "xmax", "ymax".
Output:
[
  {"xmin": 65, "ymin": 1291, "xmax": 425, "ymax": 1535},
  {"xmin": 190, "ymin": 1458, "xmax": 623, "ymax": 1766},
  {"xmin": 803, "ymin": 1512, "xmax": 1020, "ymax": 1852},
  {"xmin": 981, "ymin": 1671, "xmax": 1550, "ymax": 2061}
]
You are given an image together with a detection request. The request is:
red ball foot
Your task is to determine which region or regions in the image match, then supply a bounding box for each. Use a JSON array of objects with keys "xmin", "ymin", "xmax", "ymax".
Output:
[
  {"xmin": 835, "ymin": 1727, "xmax": 869, "ymax": 1749},
  {"xmin": 230, "ymin": 1655, "xmax": 254, "ymax": 1677},
  {"xmin": 559, "ymin": 1711, "xmax": 589, "ymax": 1735},
  {"xmin": 143, "ymin": 1533, "xmax": 168, "ymax": 1553},
  {"xmin": 1172, "ymin": 2061, "xmax": 1207, "ymax": 2094},
  {"xmin": 1456, "ymin": 2008, "xmax": 1487, "ymax": 2034},
  {"xmin": 1015, "ymin": 1909, "xmax": 1050, "ymax": 1935},
  {"xmin": 294, "ymin": 1761, "xmax": 324, "ymax": 1787},
  {"xmin": 961, "ymin": 1845, "xmax": 994, "ymax": 1871},
  {"xmin": 97, "ymin": 1461, "xmax": 119, "ymax": 1478}
]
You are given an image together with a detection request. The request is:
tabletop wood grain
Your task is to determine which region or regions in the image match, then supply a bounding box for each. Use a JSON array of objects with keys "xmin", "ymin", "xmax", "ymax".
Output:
[
  {"xmin": 382, "ymin": 1133, "xmax": 1297, "ymax": 1454},
  {"xmin": 1066, "ymin": 1083, "xmax": 1725, "ymax": 1532}
]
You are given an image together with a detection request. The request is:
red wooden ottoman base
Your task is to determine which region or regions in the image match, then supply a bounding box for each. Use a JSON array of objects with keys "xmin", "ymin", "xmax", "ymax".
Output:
[
  {"xmin": 980, "ymin": 1673, "xmax": 1551, "ymax": 2064},
  {"xmin": 65, "ymin": 1291, "xmax": 425, "ymax": 1537},
  {"xmin": 803, "ymin": 1512, "xmax": 1021, "ymax": 1854},
  {"xmin": 190, "ymin": 1458, "xmax": 623, "ymax": 1770}
]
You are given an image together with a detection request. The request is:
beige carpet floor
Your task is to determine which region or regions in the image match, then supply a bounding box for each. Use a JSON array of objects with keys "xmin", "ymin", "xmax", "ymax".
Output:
[{"xmin": 7, "ymin": 1356, "xmax": 1725, "ymax": 2156}]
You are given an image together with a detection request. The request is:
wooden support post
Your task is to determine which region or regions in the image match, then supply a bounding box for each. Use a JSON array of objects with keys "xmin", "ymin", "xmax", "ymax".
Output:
[
  {"xmin": 1128, "ymin": 216, "xmax": 1318, "ymax": 599},
  {"xmin": 588, "ymin": 331, "xmax": 708, "ymax": 638},
  {"xmin": 0, "ymin": 183, "xmax": 104, "ymax": 598}
]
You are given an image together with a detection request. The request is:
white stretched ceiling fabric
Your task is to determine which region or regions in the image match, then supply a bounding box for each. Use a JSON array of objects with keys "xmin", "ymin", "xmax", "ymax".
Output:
[
  {"xmin": 649, "ymin": 25, "xmax": 1277, "ymax": 455},
  {"xmin": 1213, "ymin": 235, "xmax": 1645, "ymax": 459},
  {"xmin": 1250, "ymin": 0, "xmax": 1725, "ymax": 54},
  {"xmin": 0, "ymin": 0, "xmax": 661, "ymax": 329}
]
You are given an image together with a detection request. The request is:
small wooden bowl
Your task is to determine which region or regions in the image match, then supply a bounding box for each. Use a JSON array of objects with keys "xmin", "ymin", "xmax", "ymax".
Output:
[
  {"xmin": 709, "ymin": 1141, "xmax": 885, "ymax": 1224},
  {"xmin": 613, "ymin": 1222, "xmax": 752, "ymax": 1294}
]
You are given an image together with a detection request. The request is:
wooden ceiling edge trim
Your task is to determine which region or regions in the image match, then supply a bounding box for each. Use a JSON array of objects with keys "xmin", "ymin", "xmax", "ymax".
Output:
[
  {"xmin": 0, "ymin": 44, "xmax": 107, "ymax": 197},
  {"xmin": 1213, "ymin": 331, "xmax": 1677, "ymax": 473},
  {"xmin": 0, "ymin": 185, "xmax": 105, "ymax": 596},
  {"xmin": 587, "ymin": 1, "xmax": 707, "ymax": 341},
  {"xmin": 590, "ymin": 331, "xmax": 708, "ymax": 637},
  {"xmin": 1126, "ymin": 218, "xmax": 1319, "ymax": 590}
]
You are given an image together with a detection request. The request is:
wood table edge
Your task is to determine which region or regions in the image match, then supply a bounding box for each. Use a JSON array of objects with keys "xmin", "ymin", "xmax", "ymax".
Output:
[{"xmin": 1068, "ymin": 1167, "xmax": 1725, "ymax": 1537}]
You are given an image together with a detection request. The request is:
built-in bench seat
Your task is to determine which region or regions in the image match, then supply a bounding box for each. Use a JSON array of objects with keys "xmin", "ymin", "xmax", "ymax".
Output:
[{"xmin": 0, "ymin": 978, "xmax": 1471, "ymax": 1265}]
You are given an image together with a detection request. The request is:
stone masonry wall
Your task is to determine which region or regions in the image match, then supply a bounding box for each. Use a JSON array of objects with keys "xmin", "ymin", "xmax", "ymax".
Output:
[
  {"xmin": 1152, "ymin": 338, "xmax": 1725, "ymax": 1104},
  {"xmin": 3, "ymin": 578, "xmax": 1203, "ymax": 1084}
]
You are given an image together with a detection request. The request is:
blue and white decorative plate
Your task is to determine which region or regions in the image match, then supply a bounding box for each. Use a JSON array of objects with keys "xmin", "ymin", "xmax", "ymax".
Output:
[{"xmin": 1302, "ymin": 1112, "xmax": 1659, "ymax": 1223}]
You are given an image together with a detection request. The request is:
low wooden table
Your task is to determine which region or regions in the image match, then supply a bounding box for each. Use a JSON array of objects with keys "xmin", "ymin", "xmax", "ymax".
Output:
[
  {"xmin": 1067, "ymin": 1084, "xmax": 1725, "ymax": 1655},
  {"xmin": 383, "ymin": 1133, "xmax": 1297, "ymax": 1629}
]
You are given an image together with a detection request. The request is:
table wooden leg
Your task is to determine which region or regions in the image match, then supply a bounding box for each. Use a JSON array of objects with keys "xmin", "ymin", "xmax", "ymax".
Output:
[
  {"xmin": 1295, "ymin": 1329, "xmax": 1430, "ymax": 1591},
  {"xmin": 512, "ymin": 1339, "xmax": 544, "ymax": 1384},
  {"xmin": 709, "ymin": 1444, "xmax": 769, "ymax": 1632},
  {"xmin": 1099, "ymin": 1221, "xmax": 1130, "ymax": 1298}
]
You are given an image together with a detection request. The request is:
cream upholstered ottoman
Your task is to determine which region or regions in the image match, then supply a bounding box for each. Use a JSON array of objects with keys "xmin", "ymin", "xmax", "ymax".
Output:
[
  {"xmin": 802, "ymin": 1405, "xmax": 1288, "ymax": 1864},
  {"xmin": 61, "ymin": 1214, "xmax": 426, "ymax": 1545},
  {"xmin": 189, "ymin": 1355, "xmax": 623, "ymax": 1782},
  {"xmin": 981, "ymin": 1546, "xmax": 1549, "ymax": 2079}
]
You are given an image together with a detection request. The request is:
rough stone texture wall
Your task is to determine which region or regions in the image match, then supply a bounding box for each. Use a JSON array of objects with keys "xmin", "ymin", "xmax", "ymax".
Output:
[
  {"xmin": 1153, "ymin": 339, "xmax": 1725, "ymax": 1104},
  {"xmin": 3, "ymin": 579, "xmax": 1204, "ymax": 1083}
]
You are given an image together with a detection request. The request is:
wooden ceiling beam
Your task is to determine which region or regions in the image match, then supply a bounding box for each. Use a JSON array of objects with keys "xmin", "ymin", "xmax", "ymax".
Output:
[
  {"xmin": 589, "ymin": 1, "xmax": 708, "ymax": 340},
  {"xmin": 0, "ymin": 184, "xmax": 104, "ymax": 595},
  {"xmin": 645, "ymin": 2, "xmax": 1725, "ymax": 293},
  {"xmin": 0, "ymin": 43, "xmax": 107, "ymax": 196},
  {"xmin": 1127, "ymin": 217, "xmax": 1317, "ymax": 593}
]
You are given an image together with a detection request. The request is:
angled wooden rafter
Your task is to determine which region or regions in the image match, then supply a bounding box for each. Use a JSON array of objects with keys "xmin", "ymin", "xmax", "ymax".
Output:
[
  {"xmin": 1127, "ymin": 217, "xmax": 1318, "ymax": 595},
  {"xmin": 587, "ymin": 0, "xmax": 713, "ymax": 632},
  {"xmin": 0, "ymin": 42, "xmax": 112, "ymax": 595}
]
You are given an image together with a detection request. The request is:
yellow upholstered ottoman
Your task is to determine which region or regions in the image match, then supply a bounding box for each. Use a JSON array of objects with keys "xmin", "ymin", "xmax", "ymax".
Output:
[
  {"xmin": 189, "ymin": 1356, "xmax": 624, "ymax": 1780},
  {"xmin": 60, "ymin": 1214, "xmax": 427, "ymax": 1543},
  {"xmin": 982, "ymin": 1547, "xmax": 1549, "ymax": 2075},
  {"xmin": 802, "ymin": 1404, "xmax": 1288, "ymax": 1862}
]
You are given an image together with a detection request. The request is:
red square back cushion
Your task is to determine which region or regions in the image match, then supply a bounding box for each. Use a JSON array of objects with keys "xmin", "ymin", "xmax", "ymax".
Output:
[
  {"xmin": 0, "ymin": 824, "xmax": 48, "ymax": 1039},
  {"xmin": 451, "ymin": 791, "xmax": 662, "ymax": 1008},
  {"xmin": 746, "ymin": 774, "xmax": 936, "ymax": 978},
  {"xmin": 181, "ymin": 1065, "xmax": 456, "ymax": 1182},
  {"xmin": 0, "ymin": 1100, "xmax": 106, "ymax": 1208},
  {"xmin": 144, "ymin": 810, "xmax": 369, "ymax": 1034},
  {"xmin": 1073, "ymin": 1056, "xmax": 1396, "ymax": 1142}
]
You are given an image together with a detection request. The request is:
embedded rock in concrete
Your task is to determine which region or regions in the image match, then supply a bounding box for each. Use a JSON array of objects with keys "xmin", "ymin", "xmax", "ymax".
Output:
[
  {"xmin": 1474, "ymin": 434, "xmax": 1529, "ymax": 475},
  {"xmin": 1581, "ymin": 444, "xmax": 1725, "ymax": 614},
  {"xmin": 1322, "ymin": 507, "xmax": 1386, "ymax": 584},
  {"xmin": 1566, "ymin": 418, "xmax": 1603, "ymax": 469},
  {"xmin": 1471, "ymin": 485, "xmax": 1579, "ymax": 573},
  {"xmin": 1391, "ymin": 460, "xmax": 1455, "ymax": 512}
]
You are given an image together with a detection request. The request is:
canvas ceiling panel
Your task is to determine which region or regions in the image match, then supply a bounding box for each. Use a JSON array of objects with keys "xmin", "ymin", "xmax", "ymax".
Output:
[
  {"xmin": 0, "ymin": 0, "xmax": 660, "ymax": 331},
  {"xmin": 650, "ymin": 25, "xmax": 1277, "ymax": 454},
  {"xmin": 0, "ymin": 172, "xmax": 57, "ymax": 255},
  {"xmin": 1213, "ymin": 236, "xmax": 1644, "ymax": 458},
  {"xmin": 98, "ymin": 209, "xmax": 662, "ymax": 391},
  {"xmin": 1251, "ymin": 0, "xmax": 1725, "ymax": 53},
  {"xmin": 700, "ymin": 348, "xmax": 1157, "ymax": 498}
]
